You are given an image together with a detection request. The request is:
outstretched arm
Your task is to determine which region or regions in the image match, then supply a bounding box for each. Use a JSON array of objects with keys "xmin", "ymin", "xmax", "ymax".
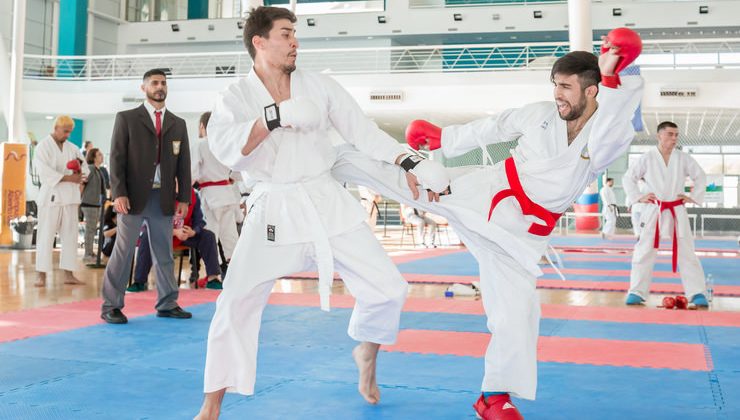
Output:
[{"xmin": 439, "ymin": 108, "xmax": 524, "ymax": 159}]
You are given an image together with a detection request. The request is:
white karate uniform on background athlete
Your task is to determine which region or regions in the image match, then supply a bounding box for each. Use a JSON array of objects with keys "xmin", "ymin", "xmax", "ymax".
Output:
[
  {"xmin": 623, "ymin": 147, "xmax": 707, "ymax": 300},
  {"xmin": 34, "ymin": 135, "xmax": 90, "ymax": 273},
  {"xmin": 600, "ymin": 184, "xmax": 617, "ymax": 237},
  {"xmin": 629, "ymin": 179, "xmax": 648, "ymax": 236},
  {"xmin": 202, "ymin": 68, "xmax": 409, "ymax": 395},
  {"xmin": 191, "ymin": 136, "xmax": 241, "ymax": 260},
  {"xmin": 333, "ymin": 75, "xmax": 644, "ymax": 400}
]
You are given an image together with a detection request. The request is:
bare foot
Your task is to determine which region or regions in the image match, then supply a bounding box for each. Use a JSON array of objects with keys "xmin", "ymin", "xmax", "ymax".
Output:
[
  {"xmin": 34, "ymin": 273, "xmax": 46, "ymax": 287},
  {"xmin": 353, "ymin": 342, "xmax": 381, "ymax": 404},
  {"xmin": 63, "ymin": 271, "xmax": 85, "ymax": 285},
  {"xmin": 194, "ymin": 389, "xmax": 225, "ymax": 420}
]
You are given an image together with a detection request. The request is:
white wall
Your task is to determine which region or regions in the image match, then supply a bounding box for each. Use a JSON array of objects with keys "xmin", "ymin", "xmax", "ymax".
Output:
[
  {"xmin": 22, "ymin": 68, "xmax": 740, "ymax": 118},
  {"xmin": 17, "ymin": 66, "xmax": 740, "ymax": 152},
  {"xmin": 0, "ymin": 0, "xmax": 13, "ymax": 52},
  {"xmin": 26, "ymin": 118, "xmax": 54, "ymax": 143},
  {"xmin": 25, "ymin": 0, "xmax": 55, "ymax": 55},
  {"xmin": 90, "ymin": 0, "xmax": 123, "ymax": 54},
  {"xmin": 0, "ymin": 0, "xmax": 54, "ymax": 54}
]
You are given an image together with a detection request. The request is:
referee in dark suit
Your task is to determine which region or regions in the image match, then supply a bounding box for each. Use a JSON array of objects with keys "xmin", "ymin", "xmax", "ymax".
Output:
[{"xmin": 101, "ymin": 69, "xmax": 192, "ymax": 324}]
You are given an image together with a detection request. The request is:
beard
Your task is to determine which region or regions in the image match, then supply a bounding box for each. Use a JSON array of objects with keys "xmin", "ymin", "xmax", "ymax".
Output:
[
  {"xmin": 147, "ymin": 90, "xmax": 167, "ymax": 103},
  {"xmin": 281, "ymin": 64, "xmax": 296, "ymax": 74},
  {"xmin": 558, "ymin": 95, "xmax": 587, "ymax": 121}
]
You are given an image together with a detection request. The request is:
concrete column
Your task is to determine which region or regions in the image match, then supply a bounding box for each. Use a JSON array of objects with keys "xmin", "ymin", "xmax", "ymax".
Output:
[
  {"xmin": 87, "ymin": 0, "xmax": 96, "ymax": 55},
  {"xmin": 8, "ymin": 0, "xmax": 28, "ymax": 143},
  {"xmin": 1, "ymin": 0, "xmax": 29, "ymax": 245},
  {"xmin": 567, "ymin": 0, "xmax": 593, "ymax": 53}
]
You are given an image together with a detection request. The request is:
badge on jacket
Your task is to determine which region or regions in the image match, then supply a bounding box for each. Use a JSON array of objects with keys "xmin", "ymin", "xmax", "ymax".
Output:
[
  {"xmin": 267, "ymin": 225, "xmax": 276, "ymax": 242},
  {"xmin": 172, "ymin": 140, "xmax": 182, "ymax": 156}
]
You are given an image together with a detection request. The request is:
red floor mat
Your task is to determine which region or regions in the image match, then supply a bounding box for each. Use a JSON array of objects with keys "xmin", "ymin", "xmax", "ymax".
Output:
[{"xmin": 384, "ymin": 329, "xmax": 711, "ymax": 371}]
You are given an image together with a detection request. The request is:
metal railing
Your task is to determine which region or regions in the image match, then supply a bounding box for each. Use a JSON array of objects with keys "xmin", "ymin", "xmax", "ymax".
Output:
[
  {"xmin": 22, "ymin": 39, "xmax": 740, "ymax": 81},
  {"xmin": 409, "ymin": 0, "xmax": 565, "ymax": 7}
]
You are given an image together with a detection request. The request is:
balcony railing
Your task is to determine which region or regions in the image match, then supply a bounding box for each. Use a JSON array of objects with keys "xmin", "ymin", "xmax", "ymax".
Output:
[
  {"xmin": 22, "ymin": 39, "xmax": 740, "ymax": 81},
  {"xmin": 408, "ymin": 0, "xmax": 565, "ymax": 7}
]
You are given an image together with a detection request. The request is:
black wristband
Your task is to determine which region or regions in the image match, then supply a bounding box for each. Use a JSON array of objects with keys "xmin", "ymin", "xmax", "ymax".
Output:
[
  {"xmin": 264, "ymin": 103, "xmax": 281, "ymax": 131},
  {"xmin": 399, "ymin": 154, "xmax": 423, "ymax": 172}
]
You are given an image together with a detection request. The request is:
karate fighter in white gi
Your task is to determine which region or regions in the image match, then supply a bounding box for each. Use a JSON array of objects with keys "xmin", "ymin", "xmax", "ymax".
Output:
[
  {"xmin": 192, "ymin": 111, "xmax": 241, "ymax": 267},
  {"xmin": 332, "ymin": 29, "xmax": 644, "ymax": 419},
  {"xmin": 623, "ymin": 121, "xmax": 708, "ymax": 307},
  {"xmin": 33, "ymin": 115, "xmax": 89, "ymax": 287},
  {"xmin": 600, "ymin": 177, "xmax": 617, "ymax": 239},
  {"xmin": 194, "ymin": 7, "xmax": 449, "ymax": 419}
]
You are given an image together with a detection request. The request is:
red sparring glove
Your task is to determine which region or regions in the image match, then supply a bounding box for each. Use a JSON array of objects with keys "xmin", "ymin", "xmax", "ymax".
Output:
[
  {"xmin": 661, "ymin": 296, "xmax": 676, "ymax": 310},
  {"xmin": 600, "ymin": 27, "xmax": 643, "ymax": 88},
  {"xmin": 66, "ymin": 159, "xmax": 81, "ymax": 174},
  {"xmin": 675, "ymin": 295, "xmax": 689, "ymax": 310},
  {"xmin": 405, "ymin": 120, "xmax": 442, "ymax": 151}
]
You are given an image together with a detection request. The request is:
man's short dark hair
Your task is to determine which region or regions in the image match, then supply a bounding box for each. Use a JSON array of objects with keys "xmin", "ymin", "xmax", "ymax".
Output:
[
  {"xmin": 200, "ymin": 111, "xmax": 212, "ymax": 129},
  {"xmin": 243, "ymin": 6, "xmax": 297, "ymax": 59},
  {"xmin": 657, "ymin": 121, "xmax": 678, "ymax": 132},
  {"xmin": 550, "ymin": 51, "xmax": 601, "ymax": 90},
  {"xmin": 83, "ymin": 140, "xmax": 93, "ymax": 148},
  {"xmin": 143, "ymin": 68, "xmax": 167, "ymax": 81},
  {"xmin": 86, "ymin": 148, "xmax": 99, "ymax": 165},
  {"xmin": 606, "ymin": 177, "xmax": 614, "ymax": 183}
]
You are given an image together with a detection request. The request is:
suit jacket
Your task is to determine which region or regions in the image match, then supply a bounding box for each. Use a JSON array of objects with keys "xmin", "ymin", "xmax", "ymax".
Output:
[{"xmin": 109, "ymin": 104, "xmax": 191, "ymax": 215}]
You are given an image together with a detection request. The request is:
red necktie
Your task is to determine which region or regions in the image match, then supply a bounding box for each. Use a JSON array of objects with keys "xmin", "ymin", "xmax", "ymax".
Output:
[{"xmin": 155, "ymin": 110, "xmax": 162, "ymax": 163}]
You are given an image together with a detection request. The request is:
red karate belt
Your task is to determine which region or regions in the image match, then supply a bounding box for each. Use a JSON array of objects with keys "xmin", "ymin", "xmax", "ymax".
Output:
[
  {"xmin": 199, "ymin": 179, "xmax": 233, "ymax": 188},
  {"xmin": 488, "ymin": 157, "xmax": 562, "ymax": 237},
  {"xmin": 653, "ymin": 199, "xmax": 684, "ymax": 273}
]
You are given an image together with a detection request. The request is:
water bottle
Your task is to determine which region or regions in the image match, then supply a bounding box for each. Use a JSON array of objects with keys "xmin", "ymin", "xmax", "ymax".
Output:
[{"xmin": 706, "ymin": 274, "xmax": 714, "ymax": 303}]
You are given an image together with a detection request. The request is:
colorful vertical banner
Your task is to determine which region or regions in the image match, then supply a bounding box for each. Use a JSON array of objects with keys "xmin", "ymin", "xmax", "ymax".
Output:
[{"xmin": 0, "ymin": 143, "xmax": 28, "ymax": 245}]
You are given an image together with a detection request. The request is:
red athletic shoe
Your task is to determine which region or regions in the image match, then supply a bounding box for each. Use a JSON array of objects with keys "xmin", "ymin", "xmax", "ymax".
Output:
[{"xmin": 473, "ymin": 394, "xmax": 524, "ymax": 420}]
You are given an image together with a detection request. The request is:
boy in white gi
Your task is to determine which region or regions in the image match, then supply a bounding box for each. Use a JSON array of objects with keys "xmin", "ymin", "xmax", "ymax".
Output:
[
  {"xmin": 33, "ymin": 115, "xmax": 89, "ymax": 287},
  {"xmin": 195, "ymin": 7, "xmax": 449, "ymax": 419},
  {"xmin": 623, "ymin": 121, "xmax": 708, "ymax": 307},
  {"xmin": 332, "ymin": 30, "xmax": 644, "ymax": 419},
  {"xmin": 600, "ymin": 177, "xmax": 617, "ymax": 239}
]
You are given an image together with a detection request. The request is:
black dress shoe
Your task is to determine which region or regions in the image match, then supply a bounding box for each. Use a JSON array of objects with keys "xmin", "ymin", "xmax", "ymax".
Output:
[
  {"xmin": 101, "ymin": 309, "xmax": 128, "ymax": 324},
  {"xmin": 156, "ymin": 306, "xmax": 192, "ymax": 319}
]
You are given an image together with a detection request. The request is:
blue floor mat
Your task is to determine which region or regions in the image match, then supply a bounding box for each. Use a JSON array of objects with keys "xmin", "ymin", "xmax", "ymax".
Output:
[
  {"xmin": 549, "ymin": 236, "xmax": 739, "ymax": 250},
  {"xmin": 0, "ymin": 303, "xmax": 737, "ymax": 419},
  {"xmin": 397, "ymin": 252, "xmax": 739, "ymax": 285}
]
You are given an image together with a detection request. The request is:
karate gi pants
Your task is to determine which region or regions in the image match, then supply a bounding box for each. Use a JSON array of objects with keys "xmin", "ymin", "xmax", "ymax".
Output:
[
  {"xmin": 406, "ymin": 213, "xmax": 437, "ymax": 245},
  {"xmin": 202, "ymin": 202, "xmax": 408, "ymax": 395},
  {"xmin": 601, "ymin": 207, "xmax": 617, "ymax": 236},
  {"xmin": 631, "ymin": 209, "xmax": 642, "ymax": 236},
  {"xmin": 331, "ymin": 144, "xmax": 544, "ymax": 400},
  {"xmin": 36, "ymin": 204, "xmax": 79, "ymax": 273},
  {"xmin": 203, "ymin": 204, "xmax": 239, "ymax": 261},
  {"xmin": 465, "ymin": 237, "xmax": 540, "ymax": 400},
  {"xmin": 628, "ymin": 213, "xmax": 706, "ymax": 299}
]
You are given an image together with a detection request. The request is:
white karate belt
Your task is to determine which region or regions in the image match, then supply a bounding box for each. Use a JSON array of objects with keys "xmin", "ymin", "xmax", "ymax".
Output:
[{"xmin": 248, "ymin": 172, "xmax": 335, "ymax": 311}]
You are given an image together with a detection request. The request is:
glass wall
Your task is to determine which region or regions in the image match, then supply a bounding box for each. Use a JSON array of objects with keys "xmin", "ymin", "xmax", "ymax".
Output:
[
  {"xmin": 628, "ymin": 146, "xmax": 740, "ymax": 208},
  {"xmin": 127, "ymin": 0, "xmax": 188, "ymax": 21},
  {"xmin": 125, "ymin": 0, "xmax": 385, "ymax": 21}
]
